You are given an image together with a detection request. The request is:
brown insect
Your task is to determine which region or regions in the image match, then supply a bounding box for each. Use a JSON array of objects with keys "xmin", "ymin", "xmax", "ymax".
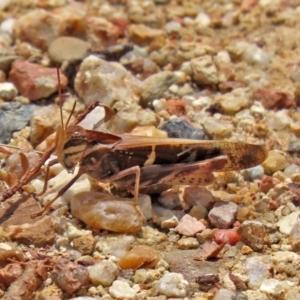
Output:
[{"xmin": 0, "ymin": 71, "xmax": 268, "ymax": 218}]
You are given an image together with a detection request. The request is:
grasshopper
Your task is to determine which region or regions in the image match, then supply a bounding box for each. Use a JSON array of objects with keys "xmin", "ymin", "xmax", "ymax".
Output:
[
  {"xmin": 0, "ymin": 71, "xmax": 268, "ymax": 218},
  {"xmin": 31, "ymin": 114, "xmax": 267, "ymax": 217}
]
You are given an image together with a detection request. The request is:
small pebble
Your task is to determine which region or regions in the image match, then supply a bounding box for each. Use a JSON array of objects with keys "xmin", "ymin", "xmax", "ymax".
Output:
[
  {"xmin": 189, "ymin": 205, "xmax": 208, "ymax": 220},
  {"xmin": 109, "ymin": 280, "xmax": 136, "ymax": 300},
  {"xmin": 190, "ymin": 55, "xmax": 219, "ymax": 85},
  {"xmin": 174, "ymin": 214, "xmax": 206, "ymax": 237},
  {"xmin": 88, "ymin": 260, "xmax": 118, "ymax": 287},
  {"xmin": 118, "ymin": 245, "xmax": 159, "ymax": 270},
  {"xmin": 0, "ymin": 82, "xmax": 18, "ymax": 100},
  {"xmin": 156, "ymin": 272, "xmax": 188, "ymax": 298},
  {"xmin": 157, "ymin": 190, "xmax": 181, "ymax": 209},
  {"xmin": 72, "ymin": 234, "xmax": 96, "ymax": 255},
  {"xmin": 161, "ymin": 216, "xmax": 179, "ymax": 228},
  {"xmin": 74, "ymin": 55, "xmax": 141, "ymax": 106},
  {"xmin": 183, "ymin": 186, "xmax": 216, "ymax": 208},
  {"xmin": 160, "ymin": 118, "xmax": 207, "ymax": 139},
  {"xmin": 259, "ymin": 278, "xmax": 287, "ymax": 296},
  {"xmin": 242, "ymin": 165, "xmax": 265, "ymax": 181},
  {"xmin": 277, "ymin": 211, "xmax": 300, "ymax": 235},
  {"xmin": 208, "ymin": 202, "xmax": 238, "ymax": 229},
  {"xmin": 246, "ymin": 257, "xmax": 270, "ymax": 289},
  {"xmin": 203, "ymin": 117, "xmax": 233, "ymax": 138},
  {"xmin": 213, "ymin": 288, "xmax": 236, "ymax": 300},
  {"xmin": 238, "ymin": 220, "xmax": 267, "ymax": 251},
  {"xmin": 140, "ymin": 71, "xmax": 178, "ymax": 107},
  {"xmin": 262, "ymin": 150, "xmax": 288, "ymax": 174},
  {"xmin": 48, "ymin": 36, "xmax": 90, "ymax": 63},
  {"xmin": 283, "ymin": 163, "xmax": 300, "ymax": 178},
  {"xmin": 266, "ymin": 110, "xmax": 293, "ymax": 131},
  {"xmin": 213, "ymin": 229, "xmax": 241, "ymax": 246},
  {"xmin": 254, "ymin": 88, "xmax": 294, "ymax": 110},
  {"xmin": 217, "ymin": 88, "xmax": 251, "ymax": 114},
  {"xmin": 177, "ymin": 237, "xmax": 199, "ymax": 249}
]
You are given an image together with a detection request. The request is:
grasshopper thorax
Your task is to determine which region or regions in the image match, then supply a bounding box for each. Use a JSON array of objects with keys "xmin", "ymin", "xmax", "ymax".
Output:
[{"xmin": 58, "ymin": 125, "xmax": 88, "ymax": 173}]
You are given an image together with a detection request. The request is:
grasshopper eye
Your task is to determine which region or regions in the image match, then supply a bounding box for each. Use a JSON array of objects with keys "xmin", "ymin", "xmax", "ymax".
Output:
[{"xmin": 62, "ymin": 126, "xmax": 88, "ymax": 172}]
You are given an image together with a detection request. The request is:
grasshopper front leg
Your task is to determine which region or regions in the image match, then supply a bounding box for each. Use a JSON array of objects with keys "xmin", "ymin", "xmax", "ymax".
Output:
[{"xmin": 31, "ymin": 169, "xmax": 85, "ymax": 218}]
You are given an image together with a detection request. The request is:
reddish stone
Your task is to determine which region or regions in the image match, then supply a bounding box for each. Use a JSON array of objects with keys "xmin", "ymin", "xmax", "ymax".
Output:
[
  {"xmin": 253, "ymin": 88, "xmax": 295, "ymax": 111},
  {"xmin": 167, "ymin": 99, "xmax": 186, "ymax": 117},
  {"xmin": 260, "ymin": 175, "xmax": 278, "ymax": 193},
  {"xmin": 241, "ymin": 0, "xmax": 259, "ymax": 12},
  {"xmin": 87, "ymin": 16, "xmax": 124, "ymax": 50},
  {"xmin": 213, "ymin": 229, "xmax": 241, "ymax": 246},
  {"xmin": 7, "ymin": 216, "xmax": 56, "ymax": 247},
  {"xmin": 9, "ymin": 60, "xmax": 68, "ymax": 101},
  {"xmin": 269, "ymin": 199, "xmax": 279, "ymax": 210}
]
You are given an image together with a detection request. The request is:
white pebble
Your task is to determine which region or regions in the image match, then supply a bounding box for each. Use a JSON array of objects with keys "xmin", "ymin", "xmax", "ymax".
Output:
[
  {"xmin": 0, "ymin": 82, "xmax": 18, "ymax": 100},
  {"xmin": 153, "ymin": 99, "xmax": 168, "ymax": 113},
  {"xmin": 156, "ymin": 272, "xmax": 188, "ymax": 298},
  {"xmin": 165, "ymin": 21, "xmax": 182, "ymax": 33},
  {"xmin": 277, "ymin": 212, "xmax": 300, "ymax": 235},
  {"xmin": 250, "ymin": 101, "xmax": 266, "ymax": 117},
  {"xmin": 260, "ymin": 278, "xmax": 287, "ymax": 295},
  {"xmin": 88, "ymin": 260, "xmax": 118, "ymax": 287},
  {"xmin": 109, "ymin": 280, "xmax": 136, "ymax": 299},
  {"xmin": 0, "ymin": 0, "xmax": 10, "ymax": 10},
  {"xmin": 0, "ymin": 18, "xmax": 15, "ymax": 35},
  {"xmin": 214, "ymin": 288, "xmax": 236, "ymax": 300},
  {"xmin": 266, "ymin": 110, "xmax": 292, "ymax": 131},
  {"xmin": 195, "ymin": 12, "xmax": 211, "ymax": 28}
]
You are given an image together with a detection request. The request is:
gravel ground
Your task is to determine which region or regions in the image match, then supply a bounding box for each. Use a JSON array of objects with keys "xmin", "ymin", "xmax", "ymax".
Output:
[{"xmin": 1, "ymin": 0, "xmax": 300, "ymax": 299}]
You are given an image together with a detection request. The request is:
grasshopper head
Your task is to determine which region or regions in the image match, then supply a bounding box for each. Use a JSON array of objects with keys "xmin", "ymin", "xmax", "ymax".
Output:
[{"xmin": 56, "ymin": 125, "xmax": 88, "ymax": 173}]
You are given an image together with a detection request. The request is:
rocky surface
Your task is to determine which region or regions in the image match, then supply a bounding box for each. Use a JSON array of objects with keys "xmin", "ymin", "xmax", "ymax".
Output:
[{"xmin": 1, "ymin": 0, "xmax": 300, "ymax": 299}]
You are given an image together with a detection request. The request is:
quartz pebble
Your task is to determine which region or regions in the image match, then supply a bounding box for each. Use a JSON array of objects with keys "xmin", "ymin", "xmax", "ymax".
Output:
[
  {"xmin": 246, "ymin": 257, "xmax": 270, "ymax": 289},
  {"xmin": 217, "ymin": 88, "xmax": 251, "ymax": 114},
  {"xmin": 0, "ymin": 82, "xmax": 18, "ymax": 100},
  {"xmin": 74, "ymin": 55, "xmax": 142, "ymax": 106},
  {"xmin": 190, "ymin": 55, "xmax": 219, "ymax": 85},
  {"xmin": 262, "ymin": 150, "xmax": 288, "ymax": 174},
  {"xmin": 203, "ymin": 118, "xmax": 233, "ymax": 138},
  {"xmin": 243, "ymin": 165, "xmax": 265, "ymax": 181},
  {"xmin": 277, "ymin": 211, "xmax": 300, "ymax": 235},
  {"xmin": 109, "ymin": 280, "xmax": 136, "ymax": 299},
  {"xmin": 283, "ymin": 163, "xmax": 300, "ymax": 178},
  {"xmin": 177, "ymin": 237, "xmax": 199, "ymax": 249},
  {"xmin": 208, "ymin": 202, "xmax": 238, "ymax": 229},
  {"xmin": 48, "ymin": 36, "xmax": 90, "ymax": 63},
  {"xmin": 96, "ymin": 235, "xmax": 135, "ymax": 259},
  {"xmin": 156, "ymin": 272, "xmax": 188, "ymax": 298},
  {"xmin": 183, "ymin": 186, "xmax": 216, "ymax": 208},
  {"xmin": 259, "ymin": 278, "xmax": 287, "ymax": 296},
  {"xmin": 140, "ymin": 71, "xmax": 178, "ymax": 107},
  {"xmin": 213, "ymin": 288, "xmax": 236, "ymax": 300},
  {"xmin": 71, "ymin": 192, "xmax": 144, "ymax": 233},
  {"xmin": 88, "ymin": 260, "xmax": 118, "ymax": 287},
  {"xmin": 174, "ymin": 214, "xmax": 206, "ymax": 236}
]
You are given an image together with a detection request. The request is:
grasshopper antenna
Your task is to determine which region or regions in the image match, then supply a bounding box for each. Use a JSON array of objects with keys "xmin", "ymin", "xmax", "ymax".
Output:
[
  {"xmin": 56, "ymin": 67, "xmax": 76, "ymax": 129},
  {"xmin": 56, "ymin": 67, "xmax": 64, "ymax": 130}
]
